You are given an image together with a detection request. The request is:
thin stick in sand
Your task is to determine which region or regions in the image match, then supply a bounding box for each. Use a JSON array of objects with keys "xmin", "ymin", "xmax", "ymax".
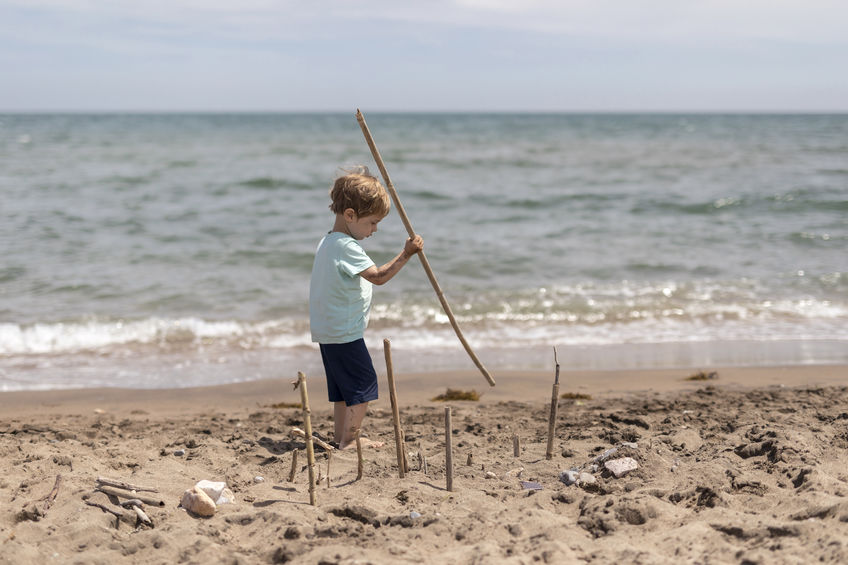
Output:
[
  {"xmin": 356, "ymin": 109, "xmax": 495, "ymax": 387},
  {"xmin": 356, "ymin": 430, "xmax": 364, "ymax": 480},
  {"xmin": 296, "ymin": 371, "xmax": 317, "ymax": 506},
  {"xmin": 400, "ymin": 429, "xmax": 410, "ymax": 474},
  {"xmin": 419, "ymin": 444, "xmax": 428, "ymax": 475},
  {"xmin": 513, "ymin": 434, "xmax": 520, "ymax": 458},
  {"xmin": 384, "ymin": 339, "xmax": 405, "ymax": 478},
  {"xmin": 288, "ymin": 450, "xmax": 299, "ymax": 482},
  {"xmin": 326, "ymin": 451, "xmax": 332, "ymax": 488},
  {"xmin": 445, "ymin": 407, "xmax": 454, "ymax": 492},
  {"xmin": 546, "ymin": 346, "xmax": 562, "ymax": 460}
]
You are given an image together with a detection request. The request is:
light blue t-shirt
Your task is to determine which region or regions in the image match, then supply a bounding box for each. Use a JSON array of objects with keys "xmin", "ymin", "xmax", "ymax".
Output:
[{"xmin": 309, "ymin": 232, "xmax": 376, "ymax": 344}]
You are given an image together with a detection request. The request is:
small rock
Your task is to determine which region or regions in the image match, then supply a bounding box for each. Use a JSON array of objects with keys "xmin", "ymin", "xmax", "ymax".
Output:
[
  {"xmin": 180, "ymin": 486, "xmax": 216, "ymax": 517},
  {"xmin": 560, "ymin": 470, "xmax": 579, "ymax": 486},
  {"xmin": 253, "ymin": 476, "xmax": 265, "ymax": 483},
  {"xmin": 174, "ymin": 449, "xmax": 186, "ymax": 456},
  {"xmin": 196, "ymin": 480, "xmax": 235, "ymax": 505},
  {"xmin": 485, "ymin": 471, "xmax": 498, "ymax": 480},
  {"xmin": 520, "ymin": 481, "xmax": 542, "ymax": 491},
  {"xmin": 409, "ymin": 511, "xmax": 421, "ymax": 519},
  {"xmin": 578, "ymin": 472, "xmax": 597, "ymax": 485},
  {"xmin": 605, "ymin": 457, "xmax": 638, "ymax": 478}
]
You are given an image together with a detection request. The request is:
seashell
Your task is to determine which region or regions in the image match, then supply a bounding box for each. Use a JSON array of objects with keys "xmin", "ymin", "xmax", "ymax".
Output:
[{"xmin": 180, "ymin": 486, "xmax": 216, "ymax": 517}]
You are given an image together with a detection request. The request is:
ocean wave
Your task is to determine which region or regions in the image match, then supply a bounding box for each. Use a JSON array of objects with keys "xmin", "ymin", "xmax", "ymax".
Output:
[
  {"xmin": 1, "ymin": 291, "xmax": 845, "ymax": 359},
  {"xmin": 0, "ymin": 318, "xmax": 311, "ymax": 357}
]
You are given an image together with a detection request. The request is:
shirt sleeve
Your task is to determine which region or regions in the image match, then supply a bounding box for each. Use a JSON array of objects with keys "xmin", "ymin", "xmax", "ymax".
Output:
[{"xmin": 337, "ymin": 239, "xmax": 375, "ymax": 277}]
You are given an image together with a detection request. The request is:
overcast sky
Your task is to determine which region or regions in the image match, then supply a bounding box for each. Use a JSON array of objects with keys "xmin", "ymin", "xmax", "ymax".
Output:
[{"xmin": 2, "ymin": 0, "xmax": 847, "ymax": 112}]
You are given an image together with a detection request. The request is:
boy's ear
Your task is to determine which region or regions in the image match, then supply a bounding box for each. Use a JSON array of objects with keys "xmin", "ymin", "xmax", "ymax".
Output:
[{"xmin": 343, "ymin": 208, "xmax": 357, "ymax": 221}]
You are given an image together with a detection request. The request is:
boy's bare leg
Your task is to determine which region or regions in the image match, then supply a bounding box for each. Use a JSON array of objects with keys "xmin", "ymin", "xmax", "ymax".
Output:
[{"xmin": 333, "ymin": 401, "xmax": 384, "ymax": 449}]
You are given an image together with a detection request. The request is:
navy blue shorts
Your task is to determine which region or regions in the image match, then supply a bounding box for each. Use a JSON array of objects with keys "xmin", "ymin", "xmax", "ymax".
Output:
[{"xmin": 319, "ymin": 339, "xmax": 379, "ymax": 406}]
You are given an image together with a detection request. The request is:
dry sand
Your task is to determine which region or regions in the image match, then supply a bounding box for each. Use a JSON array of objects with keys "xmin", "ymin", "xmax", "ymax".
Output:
[{"xmin": 2, "ymin": 364, "xmax": 848, "ymax": 564}]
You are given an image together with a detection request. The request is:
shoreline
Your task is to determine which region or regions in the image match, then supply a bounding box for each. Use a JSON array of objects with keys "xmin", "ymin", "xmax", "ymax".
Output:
[{"xmin": 1, "ymin": 363, "xmax": 846, "ymax": 417}]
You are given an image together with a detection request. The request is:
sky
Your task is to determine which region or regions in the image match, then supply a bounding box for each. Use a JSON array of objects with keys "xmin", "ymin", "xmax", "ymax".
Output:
[{"xmin": 1, "ymin": 0, "xmax": 847, "ymax": 112}]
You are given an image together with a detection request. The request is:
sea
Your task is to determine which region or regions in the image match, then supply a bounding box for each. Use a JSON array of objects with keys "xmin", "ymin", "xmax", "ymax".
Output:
[{"xmin": 1, "ymin": 113, "xmax": 846, "ymax": 391}]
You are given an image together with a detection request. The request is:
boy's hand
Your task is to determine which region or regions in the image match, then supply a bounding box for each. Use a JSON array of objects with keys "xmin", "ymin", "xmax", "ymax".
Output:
[{"xmin": 404, "ymin": 234, "xmax": 423, "ymax": 257}]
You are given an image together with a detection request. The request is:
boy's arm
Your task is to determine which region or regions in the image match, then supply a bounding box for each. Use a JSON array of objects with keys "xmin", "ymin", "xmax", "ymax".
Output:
[{"xmin": 359, "ymin": 235, "xmax": 423, "ymax": 286}]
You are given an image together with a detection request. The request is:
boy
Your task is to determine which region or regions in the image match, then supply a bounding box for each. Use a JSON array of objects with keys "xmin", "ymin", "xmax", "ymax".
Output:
[{"xmin": 309, "ymin": 166, "xmax": 423, "ymax": 449}]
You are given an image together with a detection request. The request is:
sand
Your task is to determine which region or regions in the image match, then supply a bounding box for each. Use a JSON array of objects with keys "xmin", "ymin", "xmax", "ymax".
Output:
[{"xmin": 2, "ymin": 364, "xmax": 848, "ymax": 564}]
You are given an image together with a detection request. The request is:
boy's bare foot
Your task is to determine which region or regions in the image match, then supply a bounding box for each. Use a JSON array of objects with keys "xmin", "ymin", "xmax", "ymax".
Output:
[{"xmin": 339, "ymin": 437, "xmax": 384, "ymax": 450}]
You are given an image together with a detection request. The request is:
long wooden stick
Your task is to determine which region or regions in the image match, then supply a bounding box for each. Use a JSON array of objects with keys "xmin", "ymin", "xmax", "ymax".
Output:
[
  {"xmin": 545, "ymin": 346, "xmax": 561, "ymax": 460},
  {"xmin": 296, "ymin": 371, "xmax": 317, "ymax": 506},
  {"xmin": 383, "ymin": 339, "xmax": 406, "ymax": 478},
  {"xmin": 356, "ymin": 109, "xmax": 495, "ymax": 387}
]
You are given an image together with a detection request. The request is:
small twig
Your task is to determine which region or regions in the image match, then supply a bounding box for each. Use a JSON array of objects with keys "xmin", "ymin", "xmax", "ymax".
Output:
[
  {"xmin": 97, "ymin": 477, "xmax": 159, "ymax": 493},
  {"xmin": 513, "ymin": 434, "xmax": 520, "ymax": 457},
  {"xmin": 42, "ymin": 474, "xmax": 62, "ymax": 513},
  {"xmin": 290, "ymin": 427, "xmax": 335, "ymax": 452}
]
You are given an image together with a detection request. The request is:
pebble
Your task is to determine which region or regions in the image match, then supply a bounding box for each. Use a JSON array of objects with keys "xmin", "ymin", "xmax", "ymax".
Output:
[
  {"xmin": 253, "ymin": 476, "xmax": 265, "ymax": 483},
  {"xmin": 180, "ymin": 486, "xmax": 216, "ymax": 517},
  {"xmin": 410, "ymin": 511, "xmax": 421, "ymax": 519},
  {"xmin": 605, "ymin": 457, "xmax": 638, "ymax": 478},
  {"xmin": 174, "ymin": 449, "xmax": 186, "ymax": 456}
]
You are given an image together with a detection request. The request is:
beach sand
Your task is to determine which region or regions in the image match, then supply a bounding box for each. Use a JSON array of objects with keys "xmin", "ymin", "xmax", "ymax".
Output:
[{"xmin": 2, "ymin": 364, "xmax": 848, "ymax": 564}]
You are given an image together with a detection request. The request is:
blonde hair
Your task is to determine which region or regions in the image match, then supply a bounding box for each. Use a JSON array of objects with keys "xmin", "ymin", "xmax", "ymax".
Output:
[{"xmin": 329, "ymin": 166, "xmax": 391, "ymax": 218}]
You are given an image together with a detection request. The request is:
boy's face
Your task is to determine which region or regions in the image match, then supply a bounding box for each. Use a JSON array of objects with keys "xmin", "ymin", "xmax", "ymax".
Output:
[{"xmin": 344, "ymin": 209, "xmax": 384, "ymax": 240}]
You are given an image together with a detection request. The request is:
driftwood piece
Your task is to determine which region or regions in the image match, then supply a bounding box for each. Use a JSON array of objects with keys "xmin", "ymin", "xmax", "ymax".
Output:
[
  {"xmin": 445, "ymin": 407, "xmax": 454, "ymax": 492},
  {"xmin": 290, "ymin": 427, "xmax": 335, "ymax": 452},
  {"xmin": 96, "ymin": 485, "xmax": 165, "ymax": 507},
  {"xmin": 131, "ymin": 505, "xmax": 153, "ymax": 526},
  {"xmin": 296, "ymin": 371, "xmax": 317, "ymax": 506},
  {"xmin": 288, "ymin": 449, "xmax": 299, "ymax": 482},
  {"xmin": 96, "ymin": 476, "xmax": 159, "ymax": 493},
  {"xmin": 546, "ymin": 347, "xmax": 562, "ymax": 460},
  {"xmin": 384, "ymin": 339, "xmax": 405, "ymax": 478}
]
